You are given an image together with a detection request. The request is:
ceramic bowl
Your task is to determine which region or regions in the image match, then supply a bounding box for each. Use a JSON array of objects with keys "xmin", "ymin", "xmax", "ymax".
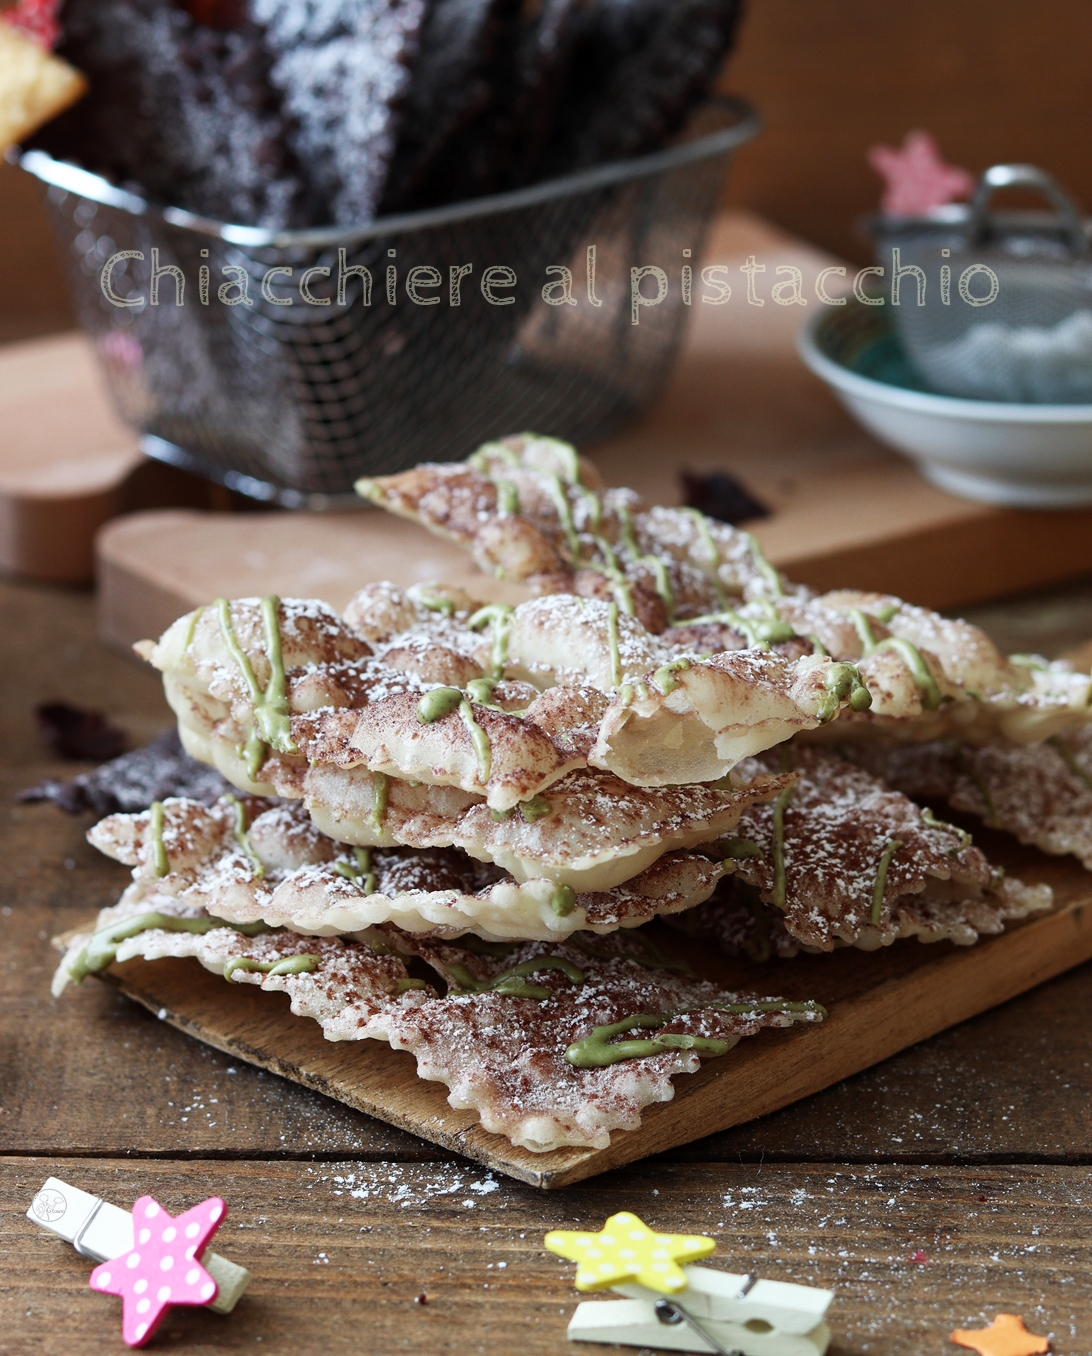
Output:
[{"xmin": 798, "ymin": 302, "xmax": 1092, "ymax": 507}]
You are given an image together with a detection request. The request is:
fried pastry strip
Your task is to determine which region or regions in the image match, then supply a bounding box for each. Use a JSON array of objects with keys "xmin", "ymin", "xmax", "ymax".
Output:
[
  {"xmin": 85, "ymin": 796, "xmax": 732, "ymax": 941},
  {"xmin": 844, "ymin": 730, "xmax": 1092, "ymax": 872},
  {"xmin": 358, "ymin": 439, "xmax": 1092, "ymax": 745},
  {"xmin": 673, "ymin": 747, "xmax": 1051, "ymax": 954},
  {"xmin": 54, "ymin": 899, "xmax": 821, "ymax": 1152}
]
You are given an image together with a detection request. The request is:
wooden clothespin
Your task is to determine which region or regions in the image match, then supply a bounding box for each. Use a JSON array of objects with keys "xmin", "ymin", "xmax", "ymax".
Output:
[
  {"xmin": 546, "ymin": 1212, "xmax": 833, "ymax": 1356},
  {"xmin": 26, "ymin": 1177, "xmax": 250, "ymax": 1319}
]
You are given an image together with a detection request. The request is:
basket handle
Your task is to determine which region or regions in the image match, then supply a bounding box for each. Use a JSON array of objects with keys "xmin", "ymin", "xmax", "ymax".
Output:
[{"xmin": 967, "ymin": 163, "xmax": 1089, "ymax": 256}]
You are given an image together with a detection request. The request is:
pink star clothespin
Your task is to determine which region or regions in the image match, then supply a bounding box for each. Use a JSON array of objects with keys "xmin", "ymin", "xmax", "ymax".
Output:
[
  {"xmin": 88, "ymin": 1196, "xmax": 226, "ymax": 1348},
  {"xmin": 869, "ymin": 130, "xmax": 975, "ymax": 216}
]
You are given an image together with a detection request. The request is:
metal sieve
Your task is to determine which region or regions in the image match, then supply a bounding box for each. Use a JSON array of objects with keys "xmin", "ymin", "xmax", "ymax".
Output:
[
  {"xmin": 868, "ymin": 164, "xmax": 1092, "ymax": 404},
  {"xmin": 17, "ymin": 97, "xmax": 758, "ymax": 507}
]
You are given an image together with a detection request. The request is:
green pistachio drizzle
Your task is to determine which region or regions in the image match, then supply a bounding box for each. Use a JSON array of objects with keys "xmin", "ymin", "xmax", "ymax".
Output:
[
  {"xmin": 417, "ymin": 686, "xmax": 464, "ymax": 723},
  {"xmin": 495, "ymin": 479, "xmax": 520, "ymax": 516},
  {"xmin": 415, "ymin": 685, "xmax": 492, "ymax": 782},
  {"xmin": 742, "ymin": 531, "xmax": 784, "ymax": 598},
  {"xmin": 771, "ymin": 783, "xmax": 795, "ymax": 909},
  {"xmin": 849, "ymin": 609, "xmax": 941, "ymax": 712},
  {"xmin": 565, "ymin": 998, "xmax": 827, "ymax": 1068},
  {"xmin": 520, "ymin": 795, "xmax": 552, "ymax": 822},
  {"xmin": 485, "ymin": 795, "xmax": 549, "ymax": 823},
  {"xmin": 870, "ymin": 839, "xmax": 904, "ymax": 925},
  {"xmin": 467, "ymin": 604, "xmax": 514, "ymax": 678},
  {"xmin": 369, "ymin": 772, "xmax": 389, "ymax": 831},
  {"xmin": 215, "ymin": 595, "xmax": 298, "ymax": 781},
  {"xmin": 334, "ymin": 847, "xmax": 376, "ymax": 894},
  {"xmin": 148, "ymin": 800, "xmax": 170, "ymax": 878},
  {"xmin": 224, "ymin": 954, "xmax": 320, "ymax": 982},
  {"xmin": 549, "ymin": 884, "xmax": 577, "ymax": 916},
  {"xmin": 651, "ymin": 657, "xmax": 692, "ymax": 695},
  {"xmin": 417, "ymin": 590, "xmax": 456, "ymax": 617},
  {"xmin": 578, "ymin": 486, "xmax": 603, "ymax": 529},
  {"xmin": 816, "ymin": 661, "xmax": 873, "ymax": 723},
  {"xmin": 225, "ymin": 794, "xmax": 264, "ymax": 878},
  {"xmin": 181, "ymin": 605, "xmax": 204, "ymax": 659},
  {"xmin": 716, "ymin": 836, "xmax": 765, "ymax": 861},
  {"xmin": 68, "ymin": 912, "xmax": 270, "ymax": 985},
  {"xmin": 675, "ymin": 607, "xmax": 795, "ymax": 651},
  {"xmin": 395, "ymin": 977, "xmax": 429, "ymax": 994},
  {"xmin": 592, "ymin": 535, "xmax": 635, "ymax": 615},
  {"xmin": 459, "ymin": 701, "xmax": 492, "ymax": 783},
  {"xmin": 920, "ymin": 807, "xmax": 972, "ymax": 855},
  {"xmin": 615, "ymin": 504, "xmax": 676, "ymax": 618},
  {"xmin": 544, "ymin": 474, "xmax": 582, "ymax": 561},
  {"xmin": 1049, "ymin": 736, "xmax": 1092, "ymax": 792},
  {"xmin": 469, "ymin": 440, "xmax": 520, "ymax": 472},
  {"xmin": 465, "ymin": 676, "xmax": 503, "ymax": 709},
  {"xmin": 448, "ymin": 955, "xmax": 584, "ymax": 1002}
]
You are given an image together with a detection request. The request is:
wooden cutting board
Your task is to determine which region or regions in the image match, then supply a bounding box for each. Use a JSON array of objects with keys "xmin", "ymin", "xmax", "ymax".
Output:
[
  {"xmin": 94, "ymin": 840, "xmax": 1092, "ymax": 1190},
  {"xmin": 95, "ymin": 212, "xmax": 1092, "ymax": 651}
]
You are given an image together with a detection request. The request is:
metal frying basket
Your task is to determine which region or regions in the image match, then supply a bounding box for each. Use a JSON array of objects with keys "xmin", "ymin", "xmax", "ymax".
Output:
[
  {"xmin": 869, "ymin": 164, "xmax": 1092, "ymax": 405},
  {"xmin": 19, "ymin": 98, "xmax": 758, "ymax": 507}
]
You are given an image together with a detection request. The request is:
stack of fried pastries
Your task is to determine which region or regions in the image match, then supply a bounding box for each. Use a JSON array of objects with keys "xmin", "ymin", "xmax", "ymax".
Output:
[{"xmin": 56, "ymin": 436, "xmax": 1091, "ymax": 1151}]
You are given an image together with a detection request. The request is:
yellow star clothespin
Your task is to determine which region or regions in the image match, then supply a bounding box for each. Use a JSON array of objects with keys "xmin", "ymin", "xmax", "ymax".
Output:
[
  {"xmin": 950, "ymin": 1314, "xmax": 1050, "ymax": 1356},
  {"xmin": 544, "ymin": 1211, "xmax": 716, "ymax": 1294}
]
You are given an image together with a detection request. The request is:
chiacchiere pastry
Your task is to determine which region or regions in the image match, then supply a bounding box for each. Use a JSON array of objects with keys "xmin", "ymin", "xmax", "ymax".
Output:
[
  {"xmin": 359, "ymin": 435, "xmax": 1092, "ymax": 747},
  {"xmin": 669, "ymin": 747, "xmax": 1051, "ymax": 959},
  {"xmin": 53, "ymin": 797, "xmax": 823, "ymax": 1152},
  {"xmin": 54, "ymin": 435, "xmax": 1082, "ymax": 1154}
]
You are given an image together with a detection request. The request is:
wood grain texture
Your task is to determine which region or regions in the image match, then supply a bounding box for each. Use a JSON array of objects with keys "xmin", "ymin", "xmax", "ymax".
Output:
[
  {"xmin": 90, "ymin": 853, "xmax": 1092, "ymax": 1189},
  {"xmin": 4, "ymin": 1157, "xmax": 1091, "ymax": 1355}
]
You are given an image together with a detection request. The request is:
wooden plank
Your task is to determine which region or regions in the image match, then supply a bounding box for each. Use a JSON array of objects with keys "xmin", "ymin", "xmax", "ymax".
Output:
[
  {"xmin": 95, "ymin": 509, "xmax": 531, "ymax": 654},
  {"xmin": 91, "ymin": 848, "xmax": 1092, "ymax": 1189},
  {"xmin": 0, "ymin": 332, "xmax": 142, "ymax": 584},
  {"xmin": 5, "ymin": 1156, "xmax": 1091, "ymax": 1355}
]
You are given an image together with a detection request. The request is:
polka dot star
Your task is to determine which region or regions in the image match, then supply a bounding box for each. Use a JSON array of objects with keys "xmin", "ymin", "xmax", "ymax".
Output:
[
  {"xmin": 544, "ymin": 1211, "xmax": 716, "ymax": 1294},
  {"xmin": 950, "ymin": 1314, "xmax": 1050, "ymax": 1356},
  {"xmin": 88, "ymin": 1195, "xmax": 226, "ymax": 1347}
]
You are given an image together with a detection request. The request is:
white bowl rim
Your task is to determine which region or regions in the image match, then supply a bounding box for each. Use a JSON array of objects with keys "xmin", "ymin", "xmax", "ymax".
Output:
[{"xmin": 798, "ymin": 308, "xmax": 1092, "ymax": 424}]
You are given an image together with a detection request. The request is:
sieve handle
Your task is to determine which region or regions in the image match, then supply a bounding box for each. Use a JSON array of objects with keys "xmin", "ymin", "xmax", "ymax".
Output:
[{"xmin": 968, "ymin": 163, "xmax": 1089, "ymax": 256}]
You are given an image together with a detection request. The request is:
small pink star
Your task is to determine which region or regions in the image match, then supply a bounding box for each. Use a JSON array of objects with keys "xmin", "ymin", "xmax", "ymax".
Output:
[
  {"xmin": 869, "ymin": 131, "xmax": 975, "ymax": 216},
  {"xmin": 89, "ymin": 1195, "xmax": 225, "ymax": 1347},
  {"xmin": 1, "ymin": 0, "xmax": 62, "ymax": 50},
  {"xmin": 911, "ymin": 1250, "xmax": 929, "ymax": 1264}
]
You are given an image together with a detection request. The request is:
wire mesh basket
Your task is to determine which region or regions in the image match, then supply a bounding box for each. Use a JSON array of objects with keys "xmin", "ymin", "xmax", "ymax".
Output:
[
  {"xmin": 868, "ymin": 164, "xmax": 1092, "ymax": 405},
  {"xmin": 20, "ymin": 98, "xmax": 757, "ymax": 507}
]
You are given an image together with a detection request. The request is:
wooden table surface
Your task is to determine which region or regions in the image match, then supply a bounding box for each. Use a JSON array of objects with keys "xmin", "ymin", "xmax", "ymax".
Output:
[{"xmin": 3, "ymin": 575, "xmax": 1092, "ymax": 1355}]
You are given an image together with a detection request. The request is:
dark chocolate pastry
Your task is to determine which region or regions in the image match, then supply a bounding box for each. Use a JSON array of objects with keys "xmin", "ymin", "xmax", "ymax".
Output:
[
  {"xmin": 533, "ymin": 0, "xmax": 745, "ymax": 177},
  {"xmin": 254, "ymin": 0, "xmax": 431, "ymax": 226},
  {"xmin": 379, "ymin": 0, "xmax": 520, "ymax": 210},
  {"xmin": 18, "ymin": 728, "xmax": 235, "ymax": 815},
  {"xmin": 39, "ymin": 0, "xmax": 310, "ymax": 227}
]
